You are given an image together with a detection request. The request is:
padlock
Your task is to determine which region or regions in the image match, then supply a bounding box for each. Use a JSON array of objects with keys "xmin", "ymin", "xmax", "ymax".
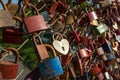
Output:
[
  {"xmin": 60, "ymin": 53, "xmax": 73, "ymax": 66},
  {"xmin": 2, "ymin": 16, "xmax": 23, "ymax": 44},
  {"xmin": 97, "ymin": 72, "xmax": 104, "ymax": 80},
  {"xmin": 68, "ymin": 65, "xmax": 76, "ymax": 78},
  {"xmin": 90, "ymin": 64, "xmax": 101, "ymax": 76},
  {"xmin": 79, "ymin": 36, "xmax": 89, "ymax": 45},
  {"xmin": 95, "ymin": 23, "xmax": 107, "ymax": 35},
  {"xmin": 0, "ymin": 0, "xmax": 15, "ymax": 28},
  {"xmin": 78, "ymin": 44, "xmax": 89, "ymax": 58},
  {"xmin": 104, "ymin": 72, "xmax": 110, "ymax": 80},
  {"xmin": 66, "ymin": 10, "xmax": 75, "ymax": 25},
  {"xmin": 38, "ymin": 44, "xmax": 63, "ymax": 79},
  {"xmin": 0, "ymin": 47, "xmax": 19, "ymax": 79},
  {"xmin": 2, "ymin": 27, "xmax": 23, "ymax": 44},
  {"xmin": 86, "ymin": 7, "xmax": 98, "ymax": 26},
  {"xmin": 49, "ymin": 1, "xmax": 58, "ymax": 13},
  {"xmin": 6, "ymin": 0, "xmax": 20, "ymax": 16},
  {"xmin": 23, "ymin": 3, "xmax": 47, "ymax": 34},
  {"xmin": 102, "ymin": 42, "xmax": 112, "ymax": 53},
  {"xmin": 40, "ymin": 10, "xmax": 51, "ymax": 21},
  {"xmin": 56, "ymin": 0, "xmax": 67, "ymax": 13},
  {"xmin": 52, "ymin": 32, "xmax": 69, "ymax": 55},
  {"xmin": 32, "ymin": 33, "xmax": 49, "ymax": 62},
  {"xmin": 73, "ymin": 53, "xmax": 84, "ymax": 76},
  {"xmin": 70, "ymin": 25, "xmax": 80, "ymax": 43},
  {"xmin": 96, "ymin": 47, "xmax": 104, "ymax": 56}
]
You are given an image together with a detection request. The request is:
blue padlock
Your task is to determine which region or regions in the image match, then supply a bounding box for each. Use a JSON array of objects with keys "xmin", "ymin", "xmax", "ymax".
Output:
[
  {"xmin": 38, "ymin": 44, "xmax": 63, "ymax": 79},
  {"xmin": 102, "ymin": 42, "xmax": 112, "ymax": 53}
]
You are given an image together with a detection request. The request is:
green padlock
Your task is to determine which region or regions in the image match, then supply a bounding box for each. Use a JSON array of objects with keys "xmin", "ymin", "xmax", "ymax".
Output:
[{"xmin": 95, "ymin": 23, "xmax": 107, "ymax": 35}]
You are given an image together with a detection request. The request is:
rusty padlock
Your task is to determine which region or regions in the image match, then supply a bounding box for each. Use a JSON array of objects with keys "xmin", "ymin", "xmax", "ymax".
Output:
[
  {"xmin": 32, "ymin": 33, "xmax": 49, "ymax": 62},
  {"xmin": 49, "ymin": 1, "xmax": 58, "ymax": 14},
  {"xmin": 23, "ymin": 3, "xmax": 47, "ymax": 34}
]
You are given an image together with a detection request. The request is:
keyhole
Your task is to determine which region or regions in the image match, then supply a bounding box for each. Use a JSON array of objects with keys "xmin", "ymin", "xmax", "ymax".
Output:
[{"xmin": 62, "ymin": 46, "xmax": 65, "ymax": 51}]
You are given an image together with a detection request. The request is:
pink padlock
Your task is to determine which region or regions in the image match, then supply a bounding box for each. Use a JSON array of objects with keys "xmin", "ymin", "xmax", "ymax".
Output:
[
  {"xmin": 88, "ymin": 11, "xmax": 98, "ymax": 22},
  {"xmin": 79, "ymin": 48, "xmax": 89, "ymax": 58}
]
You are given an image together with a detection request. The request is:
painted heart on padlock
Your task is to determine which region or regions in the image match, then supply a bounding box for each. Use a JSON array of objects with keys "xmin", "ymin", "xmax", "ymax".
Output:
[{"xmin": 53, "ymin": 39, "xmax": 69, "ymax": 55}]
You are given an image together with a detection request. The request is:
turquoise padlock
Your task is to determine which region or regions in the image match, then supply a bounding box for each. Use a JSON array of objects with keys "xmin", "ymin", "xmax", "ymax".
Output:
[
  {"xmin": 95, "ymin": 23, "xmax": 107, "ymax": 35},
  {"xmin": 38, "ymin": 44, "xmax": 63, "ymax": 79}
]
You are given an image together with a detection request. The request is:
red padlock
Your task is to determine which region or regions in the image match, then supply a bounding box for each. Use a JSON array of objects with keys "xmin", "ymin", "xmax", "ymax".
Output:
[
  {"xmin": 49, "ymin": 1, "xmax": 58, "ymax": 13},
  {"xmin": 2, "ymin": 28, "xmax": 23, "ymax": 44},
  {"xmin": 73, "ymin": 53, "xmax": 84, "ymax": 76},
  {"xmin": 68, "ymin": 66, "xmax": 76, "ymax": 78},
  {"xmin": 90, "ymin": 64, "xmax": 101, "ymax": 76},
  {"xmin": 23, "ymin": 3, "xmax": 47, "ymax": 34}
]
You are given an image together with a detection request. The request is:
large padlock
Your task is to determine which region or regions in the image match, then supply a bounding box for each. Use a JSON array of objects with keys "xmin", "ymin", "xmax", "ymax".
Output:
[
  {"xmin": 23, "ymin": 3, "xmax": 47, "ymax": 34},
  {"xmin": 0, "ymin": 0, "xmax": 15, "ymax": 28},
  {"xmin": 32, "ymin": 34, "xmax": 49, "ymax": 62},
  {"xmin": 38, "ymin": 44, "xmax": 63, "ymax": 79},
  {"xmin": 2, "ymin": 16, "xmax": 23, "ymax": 44},
  {"xmin": 0, "ymin": 47, "xmax": 19, "ymax": 79},
  {"xmin": 52, "ymin": 32, "xmax": 69, "ymax": 55}
]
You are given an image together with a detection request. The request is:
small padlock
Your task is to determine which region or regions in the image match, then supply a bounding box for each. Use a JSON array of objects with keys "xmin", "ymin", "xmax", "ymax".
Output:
[
  {"xmin": 102, "ymin": 42, "xmax": 112, "ymax": 53},
  {"xmin": 56, "ymin": 0, "xmax": 67, "ymax": 13},
  {"xmin": 73, "ymin": 53, "xmax": 84, "ymax": 76},
  {"xmin": 79, "ymin": 48, "xmax": 89, "ymax": 58},
  {"xmin": 49, "ymin": 1, "xmax": 58, "ymax": 13},
  {"xmin": 95, "ymin": 23, "xmax": 107, "ymax": 35},
  {"xmin": 104, "ymin": 72, "xmax": 110, "ymax": 80},
  {"xmin": 96, "ymin": 47, "xmax": 104, "ymax": 56},
  {"xmin": 97, "ymin": 72, "xmax": 104, "ymax": 80},
  {"xmin": 66, "ymin": 10, "xmax": 75, "ymax": 25},
  {"xmin": 68, "ymin": 65, "xmax": 76, "ymax": 78},
  {"xmin": 90, "ymin": 64, "xmax": 101, "ymax": 76},
  {"xmin": 86, "ymin": 7, "xmax": 98, "ymax": 21},
  {"xmin": 70, "ymin": 25, "xmax": 80, "ymax": 43}
]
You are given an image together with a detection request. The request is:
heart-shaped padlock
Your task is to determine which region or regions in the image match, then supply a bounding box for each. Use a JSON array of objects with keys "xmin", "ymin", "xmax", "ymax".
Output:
[{"xmin": 52, "ymin": 32, "xmax": 69, "ymax": 55}]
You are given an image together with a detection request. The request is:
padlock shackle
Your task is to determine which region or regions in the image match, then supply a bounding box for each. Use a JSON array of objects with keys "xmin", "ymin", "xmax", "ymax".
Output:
[
  {"xmin": 22, "ymin": 3, "xmax": 39, "ymax": 17},
  {"xmin": 53, "ymin": 32, "xmax": 63, "ymax": 41},
  {"xmin": 32, "ymin": 33, "xmax": 43, "ymax": 45},
  {"xmin": 13, "ymin": 16, "xmax": 23, "ymax": 22},
  {"xmin": 45, "ymin": 44, "xmax": 57, "ymax": 57},
  {"xmin": 0, "ymin": 0, "xmax": 8, "ymax": 11},
  {"xmin": 1, "ymin": 47, "xmax": 19, "ymax": 64}
]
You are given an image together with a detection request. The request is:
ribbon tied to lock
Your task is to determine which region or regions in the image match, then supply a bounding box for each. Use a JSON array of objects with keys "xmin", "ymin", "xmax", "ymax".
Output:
[{"xmin": 52, "ymin": 32, "xmax": 69, "ymax": 55}]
